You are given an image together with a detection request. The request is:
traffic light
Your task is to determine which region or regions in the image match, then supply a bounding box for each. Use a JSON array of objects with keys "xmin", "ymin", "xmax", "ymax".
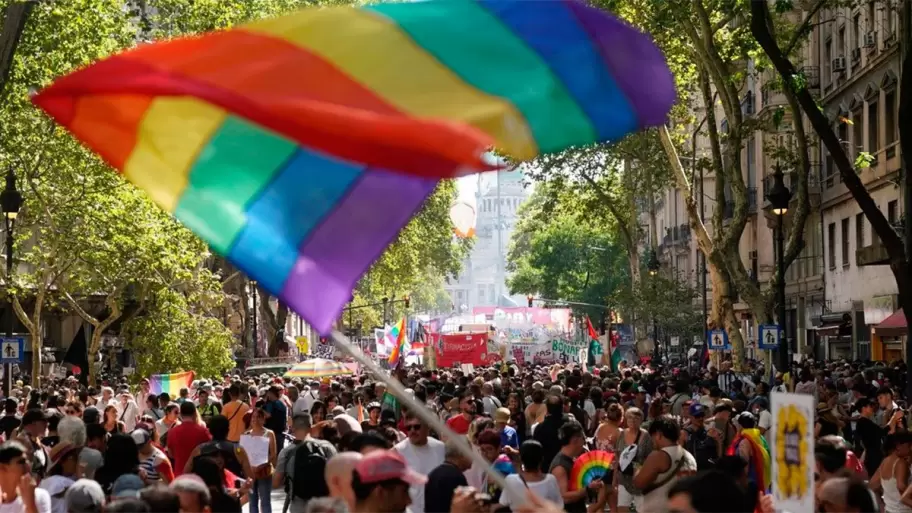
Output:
[
  {"xmin": 527, "ymin": 295, "xmax": 534, "ymax": 307},
  {"xmin": 403, "ymin": 295, "xmax": 410, "ymax": 309}
]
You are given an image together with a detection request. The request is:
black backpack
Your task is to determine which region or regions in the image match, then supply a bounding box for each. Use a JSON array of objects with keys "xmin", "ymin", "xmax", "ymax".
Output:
[{"xmin": 289, "ymin": 441, "xmax": 329, "ymax": 500}]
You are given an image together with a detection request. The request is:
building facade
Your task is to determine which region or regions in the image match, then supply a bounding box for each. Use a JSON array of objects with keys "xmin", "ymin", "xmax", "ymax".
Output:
[
  {"xmin": 643, "ymin": 0, "xmax": 902, "ymax": 362},
  {"xmin": 444, "ymin": 169, "xmax": 529, "ymax": 311}
]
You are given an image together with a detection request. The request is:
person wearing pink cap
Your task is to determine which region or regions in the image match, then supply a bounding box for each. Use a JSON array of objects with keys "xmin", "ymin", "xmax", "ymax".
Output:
[{"xmin": 350, "ymin": 450, "xmax": 426, "ymax": 513}]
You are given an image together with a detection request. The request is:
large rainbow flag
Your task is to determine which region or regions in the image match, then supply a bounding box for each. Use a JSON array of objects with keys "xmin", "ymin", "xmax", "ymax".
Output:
[
  {"xmin": 32, "ymin": 1, "xmax": 675, "ymax": 334},
  {"xmin": 148, "ymin": 371, "xmax": 195, "ymax": 398}
]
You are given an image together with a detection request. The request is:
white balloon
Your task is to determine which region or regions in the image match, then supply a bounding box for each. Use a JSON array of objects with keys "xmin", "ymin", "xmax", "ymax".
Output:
[{"xmin": 449, "ymin": 201, "xmax": 476, "ymax": 238}]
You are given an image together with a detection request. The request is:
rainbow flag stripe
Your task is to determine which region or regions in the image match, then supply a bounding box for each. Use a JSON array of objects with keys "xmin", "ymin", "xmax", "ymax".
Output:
[
  {"xmin": 387, "ymin": 318, "xmax": 407, "ymax": 365},
  {"xmin": 32, "ymin": 1, "xmax": 674, "ymax": 334},
  {"xmin": 148, "ymin": 371, "xmax": 195, "ymax": 399}
]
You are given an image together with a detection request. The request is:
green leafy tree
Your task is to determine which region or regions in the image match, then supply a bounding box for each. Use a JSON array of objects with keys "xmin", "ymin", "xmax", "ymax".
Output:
[
  {"xmin": 124, "ymin": 287, "xmax": 235, "ymax": 378},
  {"xmin": 506, "ymin": 186, "xmax": 628, "ymax": 320}
]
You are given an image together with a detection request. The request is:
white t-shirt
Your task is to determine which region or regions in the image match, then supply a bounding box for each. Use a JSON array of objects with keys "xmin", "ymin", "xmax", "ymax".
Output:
[
  {"xmin": 39, "ymin": 475, "xmax": 73, "ymax": 513},
  {"xmin": 499, "ymin": 474, "xmax": 563, "ymax": 511},
  {"xmin": 757, "ymin": 410, "xmax": 772, "ymax": 432},
  {"xmin": 393, "ymin": 437, "xmax": 445, "ymax": 513},
  {"xmin": 295, "ymin": 391, "xmax": 319, "ymax": 416},
  {"xmin": 115, "ymin": 401, "xmax": 140, "ymax": 432},
  {"xmin": 482, "ymin": 396, "xmax": 502, "ymax": 416},
  {"xmin": 0, "ymin": 488, "xmax": 51, "ymax": 513},
  {"xmin": 155, "ymin": 418, "xmax": 179, "ymax": 438}
]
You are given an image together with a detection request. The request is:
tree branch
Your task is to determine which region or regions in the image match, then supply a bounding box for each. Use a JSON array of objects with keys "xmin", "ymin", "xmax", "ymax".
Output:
[{"xmin": 784, "ymin": 0, "xmax": 828, "ymax": 56}]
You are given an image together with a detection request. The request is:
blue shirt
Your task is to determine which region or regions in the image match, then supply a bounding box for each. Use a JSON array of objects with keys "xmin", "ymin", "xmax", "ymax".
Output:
[
  {"xmin": 500, "ymin": 426, "xmax": 519, "ymax": 449},
  {"xmin": 264, "ymin": 399, "xmax": 287, "ymax": 434}
]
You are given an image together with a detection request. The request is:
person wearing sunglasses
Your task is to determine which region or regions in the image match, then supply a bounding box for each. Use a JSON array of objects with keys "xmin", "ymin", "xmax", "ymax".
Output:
[
  {"xmin": 392, "ymin": 414, "xmax": 444, "ymax": 513},
  {"xmin": 0, "ymin": 440, "xmax": 51, "ymax": 513}
]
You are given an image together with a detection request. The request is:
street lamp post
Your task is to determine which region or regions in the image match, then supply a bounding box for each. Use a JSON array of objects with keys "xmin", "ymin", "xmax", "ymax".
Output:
[
  {"xmin": 647, "ymin": 249, "xmax": 660, "ymax": 363},
  {"xmin": 1, "ymin": 169, "xmax": 21, "ymax": 397},
  {"xmin": 765, "ymin": 164, "xmax": 791, "ymax": 372}
]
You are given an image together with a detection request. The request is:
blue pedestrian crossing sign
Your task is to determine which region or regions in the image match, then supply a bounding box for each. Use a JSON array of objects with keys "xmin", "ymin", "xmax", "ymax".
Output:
[
  {"xmin": 758, "ymin": 325, "xmax": 782, "ymax": 350},
  {"xmin": 0, "ymin": 338, "xmax": 24, "ymax": 364},
  {"xmin": 707, "ymin": 329, "xmax": 730, "ymax": 351}
]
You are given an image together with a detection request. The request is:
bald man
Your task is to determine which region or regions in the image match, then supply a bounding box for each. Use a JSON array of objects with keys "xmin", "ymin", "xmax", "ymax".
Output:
[{"xmin": 325, "ymin": 451, "xmax": 363, "ymax": 509}]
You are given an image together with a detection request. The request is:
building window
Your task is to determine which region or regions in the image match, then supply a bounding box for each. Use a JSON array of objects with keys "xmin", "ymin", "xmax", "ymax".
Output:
[
  {"xmin": 888, "ymin": 200, "xmax": 898, "ymax": 224},
  {"xmin": 885, "ymin": 89, "xmax": 897, "ymax": 144},
  {"xmin": 852, "ymin": 107, "xmax": 863, "ymax": 158},
  {"xmin": 867, "ymin": 2, "xmax": 876, "ymax": 31},
  {"xmin": 853, "ymin": 14, "xmax": 862, "ymax": 50},
  {"xmin": 856, "ymin": 213, "xmax": 865, "ymax": 250},
  {"xmin": 838, "ymin": 26, "xmax": 846, "ymax": 57},
  {"xmin": 747, "ymin": 137, "xmax": 756, "ymax": 187},
  {"xmin": 868, "ymin": 99, "xmax": 879, "ymax": 152},
  {"xmin": 828, "ymin": 222, "xmax": 836, "ymax": 269},
  {"xmin": 824, "ymin": 39, "xmax": 832, "ymax": 84},
  {"xmin": 478, "ymin": 286, "xmax": 485, "ymax": 303},
  {"xmin": 841, "ymin": 218, "xmax": 850, "ymax": 267}
]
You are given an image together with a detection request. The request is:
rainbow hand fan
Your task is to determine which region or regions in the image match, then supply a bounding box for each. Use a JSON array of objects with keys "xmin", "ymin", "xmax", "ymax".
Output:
[
  {"xmin": 570, "ymin": 450, "xmax": 613, "ymax": 490},
  {"xmin": 32, "ymin": 1, "xmax": 675, "ymax": 334}
]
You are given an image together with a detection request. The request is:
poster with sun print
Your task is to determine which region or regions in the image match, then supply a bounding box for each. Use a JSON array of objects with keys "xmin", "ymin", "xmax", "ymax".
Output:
[{"xmin": 771, "ymin": 392, "xmax": 814, "ymax": 513}]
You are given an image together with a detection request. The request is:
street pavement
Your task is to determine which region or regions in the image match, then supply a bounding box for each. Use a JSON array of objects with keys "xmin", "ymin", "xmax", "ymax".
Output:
[{"xmin": 243, "ymin": 488, "xmax": 286, "ymax": 513}]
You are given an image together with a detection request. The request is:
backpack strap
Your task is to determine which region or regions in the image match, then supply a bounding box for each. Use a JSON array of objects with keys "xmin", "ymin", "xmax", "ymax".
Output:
[{"xmin": 642, "ymin": 452, "xmax": 687, "ymax": 495}]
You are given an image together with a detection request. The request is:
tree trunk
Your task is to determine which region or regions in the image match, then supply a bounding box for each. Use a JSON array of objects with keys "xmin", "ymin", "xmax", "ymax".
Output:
[
  {"xmin": 63, "ymin": 291, "xmax": 123, "ymax": 386},
  {"xmin": 0, "ymin": 1, "xmax": 36, "ymax": 98}
]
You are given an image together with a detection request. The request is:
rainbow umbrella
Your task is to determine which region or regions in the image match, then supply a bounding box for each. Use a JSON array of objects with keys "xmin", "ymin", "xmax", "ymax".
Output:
[{"xmin": 284, "ymin": 358, "xmax": 354, "ymax": 379}]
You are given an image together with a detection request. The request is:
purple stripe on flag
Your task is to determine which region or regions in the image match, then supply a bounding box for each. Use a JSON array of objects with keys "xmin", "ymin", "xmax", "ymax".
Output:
[
  {"xmin": 564, "ymin": 0, "xmax": 676, "ymax": 127},
  {"xmin": 280, "ymin": 169, "xmax": 439, "ymax": 333}
]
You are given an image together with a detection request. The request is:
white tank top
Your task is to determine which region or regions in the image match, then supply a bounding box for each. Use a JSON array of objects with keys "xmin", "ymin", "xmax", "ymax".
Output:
[
  {"xmin": 641, "ymin": 445, "xmax": 698, "ymax": 512},
  {"xmin": 882, "ymin": 459, "xmax": 912, "ymax": 513}
]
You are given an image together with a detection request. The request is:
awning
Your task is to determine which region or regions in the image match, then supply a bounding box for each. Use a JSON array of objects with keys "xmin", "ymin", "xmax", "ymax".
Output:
[{"xmin": 873, "ymin": 309, "xmax": 907, "ymax": 338}]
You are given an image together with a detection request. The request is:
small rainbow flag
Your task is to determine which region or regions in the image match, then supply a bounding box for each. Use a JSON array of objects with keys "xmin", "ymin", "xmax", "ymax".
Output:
[
  {"xmin": 387, "ymin": 318, "xmax": 407, "ymax": 366},
  {"xmin": 31, "ymin": 1, "xmax": 674, "ymax": 335},
  {"xmin": 148, "ymin": 371, "xmax": 195, "ymax": 399}
]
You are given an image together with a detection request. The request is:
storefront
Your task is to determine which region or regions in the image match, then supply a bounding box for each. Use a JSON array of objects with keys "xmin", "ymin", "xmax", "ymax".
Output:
[
  {"xmin": 813, "ymin": 312, "xmax": 852, "ymax": 360},
  {"xmin": 872, "ymin": 309, "xmax": 906, "ymax": 362}
]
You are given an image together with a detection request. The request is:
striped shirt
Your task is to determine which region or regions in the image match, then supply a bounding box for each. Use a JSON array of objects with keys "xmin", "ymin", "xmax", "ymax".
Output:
[{"xmin": 139, "ymin": 448, "xmax": 174, "ymax": 484}]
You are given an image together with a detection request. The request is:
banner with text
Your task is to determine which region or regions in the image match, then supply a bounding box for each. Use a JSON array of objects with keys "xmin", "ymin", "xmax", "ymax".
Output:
[{"xmin": 434, "ymin": 333, "xmax": 502, "ymax": 368}]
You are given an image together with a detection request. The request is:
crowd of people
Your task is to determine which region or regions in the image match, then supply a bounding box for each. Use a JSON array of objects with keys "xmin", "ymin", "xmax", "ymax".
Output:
[{"xmin": 0, "ymin": 356, "xmax": 906, "ymax": 513}]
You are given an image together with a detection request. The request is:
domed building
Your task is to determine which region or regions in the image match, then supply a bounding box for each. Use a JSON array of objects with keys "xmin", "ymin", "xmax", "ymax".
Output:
[{"xmin": 445, "ymin": 168, "xmax": 529, "ymax": 311}]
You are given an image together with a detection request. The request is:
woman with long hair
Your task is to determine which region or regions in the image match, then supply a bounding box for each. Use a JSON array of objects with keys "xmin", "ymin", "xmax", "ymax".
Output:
[
  {"xmin": 874, "ymin": 433, "xmax": 912, "ymax": 512},
  {"xmin": 103, "ymin": 405, "xmax": 124, "ymax": 435},
  {"xmin": 310, "ymin": 401, "xmax": 327, "ymax": 424},
  {"xmin": 506, "ymin": 393, "xmax": 526, "ymax": 444},
  {"xmin": 95, "ymin": 433, "xmax": 141, "ymax": 496},
  {"xmin": 591, "ymin": 403, "xmax": 623, "ymax": 513},
  {"xmin": 243, "ymin": 408, "xmax": 277, "ymax": 513},
  {"xmin": 613, "ymin": 407, "xmax": 652, "ymax": 513}
]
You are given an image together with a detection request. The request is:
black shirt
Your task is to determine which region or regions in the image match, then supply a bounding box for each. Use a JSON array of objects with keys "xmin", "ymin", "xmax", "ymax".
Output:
[
  {"xmin": 855, "ymin": 416, "xmax": 885, "ymax": 475},
  {"xmin": 424, "ymin": 461, "xmax": 467, "ymax": 513},
  {"xmin": 533, "ymin": 413, "xmax": 572, "ymax": 473},
  {"xmin": 0, "ymin": 415, "xmax": 20, "ymax": 439}
]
